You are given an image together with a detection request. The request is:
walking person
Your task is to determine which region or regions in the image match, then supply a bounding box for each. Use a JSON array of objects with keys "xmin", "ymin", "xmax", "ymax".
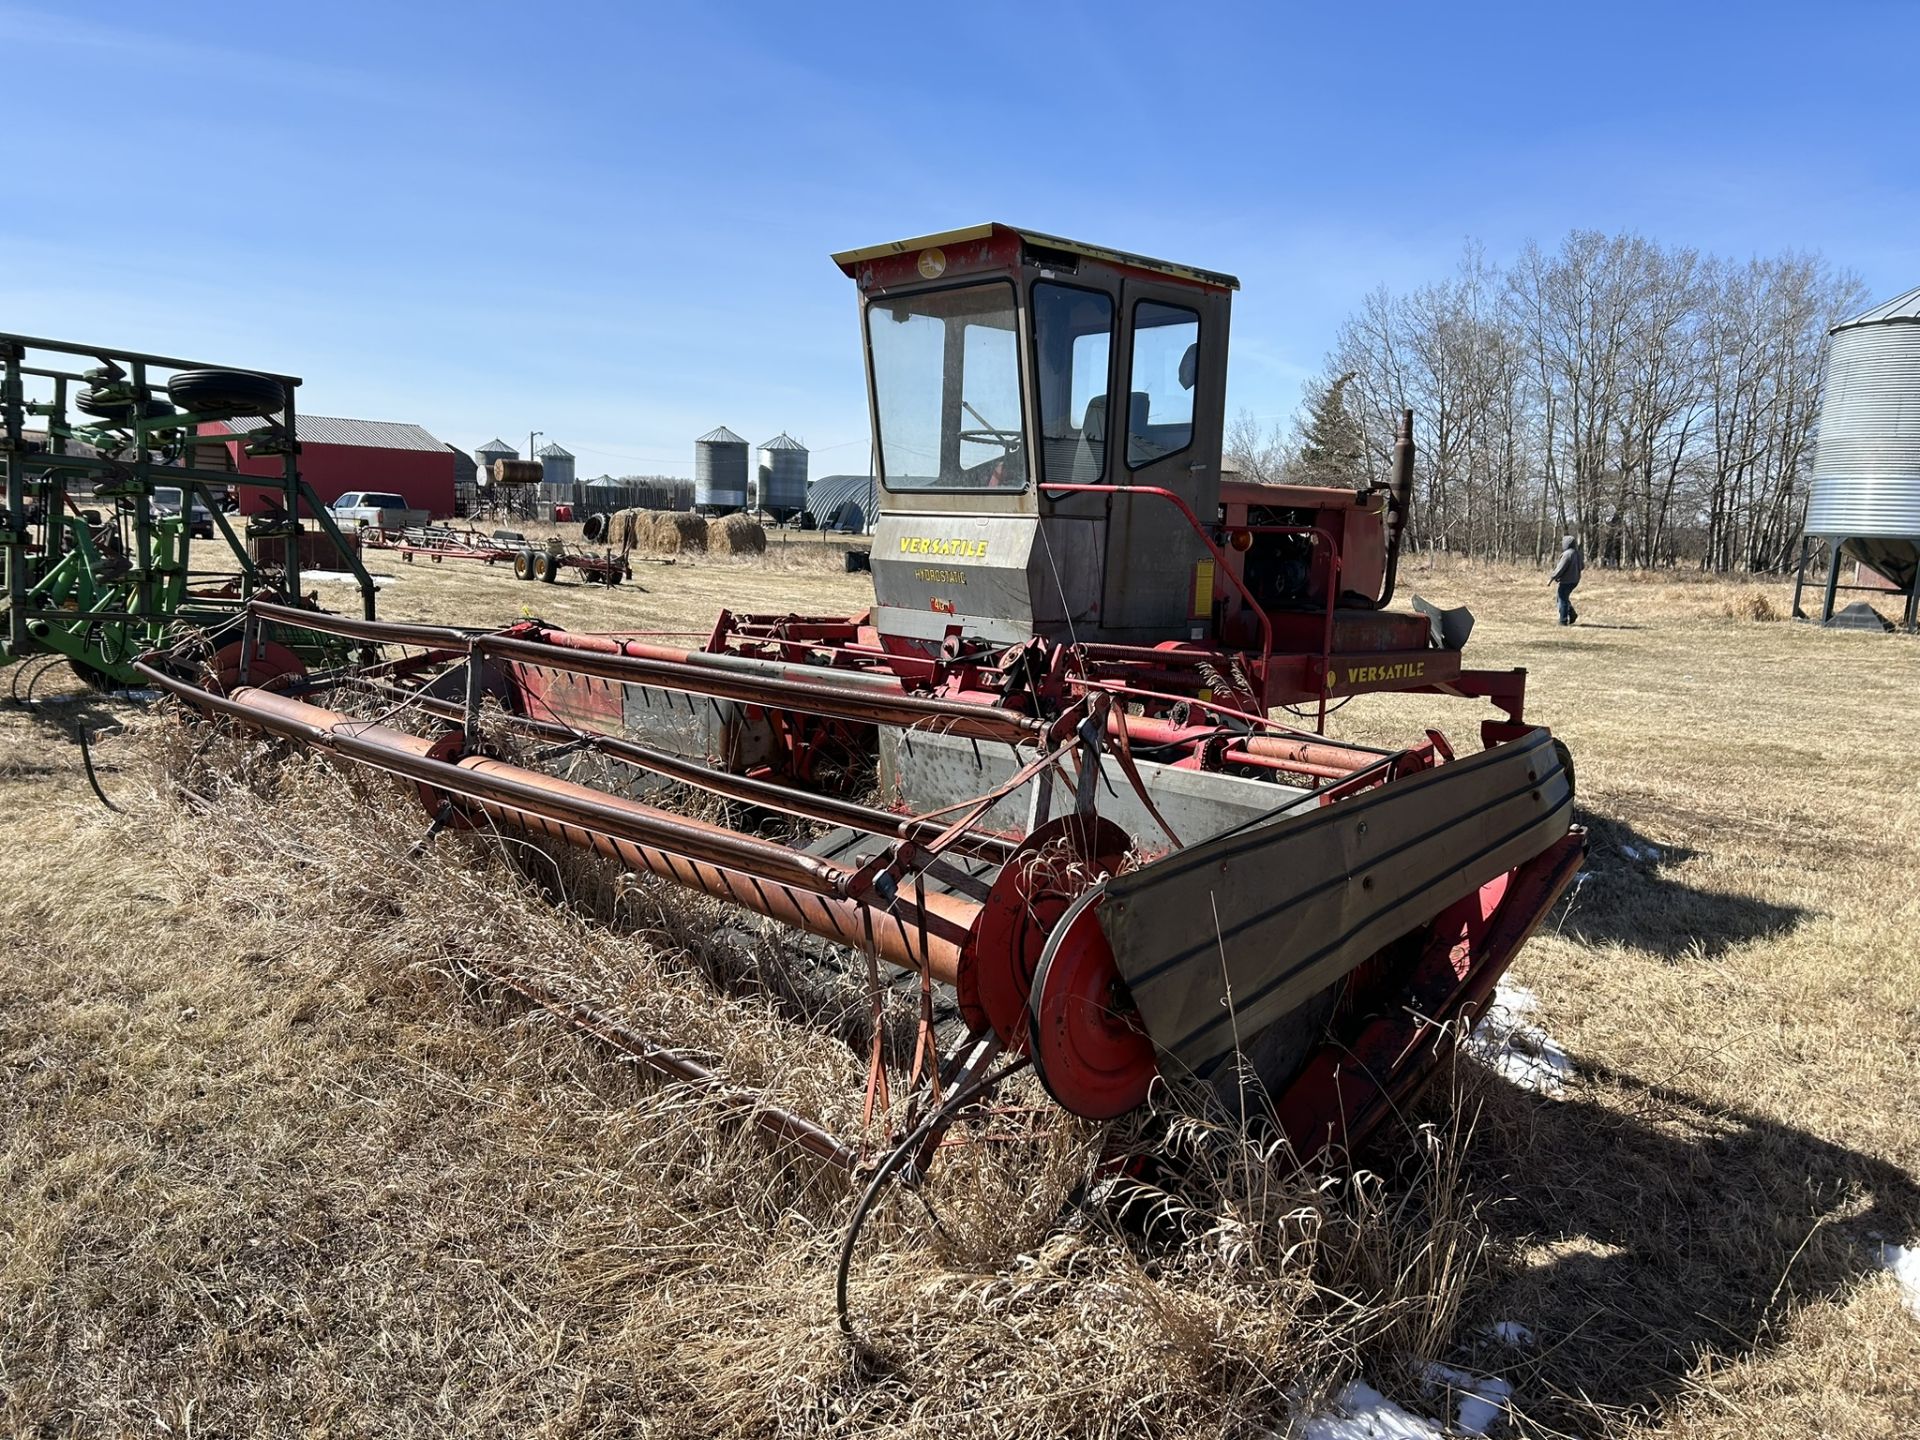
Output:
[{"xmin": 1549, "ymin": 534, "xmax": 1583, "ymax": 626}]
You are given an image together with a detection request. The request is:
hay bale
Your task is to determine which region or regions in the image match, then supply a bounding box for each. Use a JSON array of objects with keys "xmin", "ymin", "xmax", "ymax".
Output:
[
  {"xmin": 606, "ymin": 503, "xmax": 691, "ymax": 556},
  {"xmin": 647, "ymin": 510, "xmax": 708, "ymax": 554},
  {"xmin": 605, "ymin": 507, "xmax": 639, "ymax": 554},
  {"xmin": 709, "ymin": 513, "xmax": 766, "ymax": 556}
]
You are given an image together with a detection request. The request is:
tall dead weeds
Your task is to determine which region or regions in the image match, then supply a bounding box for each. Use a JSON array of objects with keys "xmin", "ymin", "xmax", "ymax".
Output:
[{"xmin": 11, "ymin": 708, "xmax": 1503, "ymax": 1437}]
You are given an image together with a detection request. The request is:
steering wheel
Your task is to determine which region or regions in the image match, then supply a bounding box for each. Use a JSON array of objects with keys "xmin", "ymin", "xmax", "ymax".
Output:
[
  {"xmin": 959, "ymin": 399, "xmax": 1022, "ymax": 456},
  {"xmin": 958, "ymin": 426, "xmax": 1022, "ymax": 455}
]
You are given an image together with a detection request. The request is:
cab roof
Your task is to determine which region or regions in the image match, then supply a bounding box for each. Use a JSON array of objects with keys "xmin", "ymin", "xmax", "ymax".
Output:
[{"xmin": 832, "ymin": 223, "xmax": 1239, "ymax": 292}]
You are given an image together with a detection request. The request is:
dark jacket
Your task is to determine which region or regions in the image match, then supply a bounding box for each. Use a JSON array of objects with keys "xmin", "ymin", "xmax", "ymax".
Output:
[{"xmin": 1549, "ymin": 541, "xmax": 1584, "ymax": 588}]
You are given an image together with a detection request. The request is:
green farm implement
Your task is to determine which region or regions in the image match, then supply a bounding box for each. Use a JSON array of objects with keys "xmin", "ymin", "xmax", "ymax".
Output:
[{"xmin": 0, "ymin": 333, "xmax": 375, "ymax": 688}]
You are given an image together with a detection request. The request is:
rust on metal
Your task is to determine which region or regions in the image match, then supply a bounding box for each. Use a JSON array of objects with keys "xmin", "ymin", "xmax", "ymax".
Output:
[{"xmin": 135, "ymin": 662, "xmax": 977, "ymax": 981}]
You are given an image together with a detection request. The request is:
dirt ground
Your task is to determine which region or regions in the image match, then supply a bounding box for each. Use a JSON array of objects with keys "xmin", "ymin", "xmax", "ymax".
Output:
[{"xmin": 1, "ymin": 543, "xmax": 1916, "ymax": 1438}]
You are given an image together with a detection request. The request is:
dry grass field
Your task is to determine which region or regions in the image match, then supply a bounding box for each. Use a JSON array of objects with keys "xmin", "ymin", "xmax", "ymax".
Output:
[{"xmin": 1, "ymin": 540, "xmax": 1916, "ymax": 1439}]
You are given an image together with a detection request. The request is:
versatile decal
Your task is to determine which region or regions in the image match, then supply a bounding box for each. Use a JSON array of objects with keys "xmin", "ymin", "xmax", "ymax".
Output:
[
  {"xmin": 1332, "ymin": 659, "xmax": 1429, "ymax": 688},
  {"xmin": 897, "ymin": 536, "xmax": 989, "ymax": 560}
]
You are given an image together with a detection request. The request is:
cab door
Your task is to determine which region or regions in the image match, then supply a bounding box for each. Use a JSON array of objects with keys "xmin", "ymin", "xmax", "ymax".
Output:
[{"xmin": 1100, "ymin": 278, "xmax": 1230, "ymax": 638}]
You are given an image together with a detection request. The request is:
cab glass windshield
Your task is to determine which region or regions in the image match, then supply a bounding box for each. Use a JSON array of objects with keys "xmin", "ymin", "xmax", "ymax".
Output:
[{"xmin": 867, "ymin": 282, "xmax": 1026, "ymax": 491}]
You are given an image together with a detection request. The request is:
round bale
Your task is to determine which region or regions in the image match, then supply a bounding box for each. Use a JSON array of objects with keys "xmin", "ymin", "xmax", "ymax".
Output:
[{"xmin": 708, "ymin": 513, "xmax": 766, "ymax": 556}]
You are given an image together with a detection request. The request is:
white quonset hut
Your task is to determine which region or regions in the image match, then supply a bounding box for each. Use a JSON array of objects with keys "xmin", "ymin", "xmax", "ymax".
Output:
[{"xmin": 807, "ymin": 473, "xmax": 875, "ymax": 532}]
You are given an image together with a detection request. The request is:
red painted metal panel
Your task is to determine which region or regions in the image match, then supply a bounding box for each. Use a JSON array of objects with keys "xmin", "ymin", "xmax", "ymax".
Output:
[{"xmin": 209, "ymin": 424, "xmax": 458, "ymax": 519}]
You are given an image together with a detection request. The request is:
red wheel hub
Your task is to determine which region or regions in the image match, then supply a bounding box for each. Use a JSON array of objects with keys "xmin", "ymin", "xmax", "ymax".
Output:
[
  {"xmin": 206, "ymin": 640, "xmax": 307, "ymax": 695},
  {"xmin": 1027, "ymin": 891, "xmax": 1157, "ymax": 1120},
  {"xmin": 962, "ymin": 814, "xmax": 1131, "ymax": 1045},
  {"xmin": 413, "ymin": 731, "xmax": 476, "ymax": 827}
]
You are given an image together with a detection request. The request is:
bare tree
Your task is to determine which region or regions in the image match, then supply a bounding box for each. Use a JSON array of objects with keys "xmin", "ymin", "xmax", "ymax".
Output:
[
  {"xmin": 1303, "ymin": 231, "xmax": 1862, "ymax": 571},
  {"xmin": 1224, "ymin": 409, "xmax": 1295, "ymax": 484}
]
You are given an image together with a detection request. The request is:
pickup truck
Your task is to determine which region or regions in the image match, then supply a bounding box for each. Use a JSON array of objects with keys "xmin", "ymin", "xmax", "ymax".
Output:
[
  {"xmin": 328, "ymin": 491, "xmax": 431, "ymax": 531},
  {"xmin": 151, "ymin": 485, "xmax": 215, "ymax": 538}
]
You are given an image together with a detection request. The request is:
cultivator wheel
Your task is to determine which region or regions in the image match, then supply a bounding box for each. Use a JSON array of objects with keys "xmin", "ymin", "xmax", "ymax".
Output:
[{"xmin": 166, "ymin": 368, "xmax": 286, "ymax": 418}]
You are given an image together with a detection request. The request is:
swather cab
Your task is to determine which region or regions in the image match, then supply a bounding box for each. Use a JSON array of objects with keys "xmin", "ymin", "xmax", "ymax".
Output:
[{"xmin": 838, "ymin": 225, "xmax": 1234, "ymax": 648}]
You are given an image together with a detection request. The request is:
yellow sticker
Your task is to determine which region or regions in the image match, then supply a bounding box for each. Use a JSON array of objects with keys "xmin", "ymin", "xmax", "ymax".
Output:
[
  {"xmin": 1192, "ymin": 559, "xmax": 1215, "ymax": 617},
  {"xmin": 918, "ymin": 247, "xmax": 947, "ymax": 279}
]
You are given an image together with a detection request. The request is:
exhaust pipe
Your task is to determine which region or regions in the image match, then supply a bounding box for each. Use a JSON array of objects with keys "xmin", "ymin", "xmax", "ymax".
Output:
[{"xmin": 1376, "ymin": 408, "xmax": 1415, "ymax": 609}]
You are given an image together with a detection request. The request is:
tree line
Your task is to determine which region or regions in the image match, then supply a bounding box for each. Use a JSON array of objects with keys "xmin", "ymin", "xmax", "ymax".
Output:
[{"xmin": 1229, "ymin": 232, "xmax": 1866, "ymax": 570}]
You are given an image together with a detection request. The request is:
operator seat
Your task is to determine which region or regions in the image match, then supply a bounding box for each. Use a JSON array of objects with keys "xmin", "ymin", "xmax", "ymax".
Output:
[
  {"xmin": 1068, "ymin": 392, "xmax": 1152, "ymax": 483},
  {"xmin": 1069, "ymin": 395, "xmax": 1109, "ymax": 484}
]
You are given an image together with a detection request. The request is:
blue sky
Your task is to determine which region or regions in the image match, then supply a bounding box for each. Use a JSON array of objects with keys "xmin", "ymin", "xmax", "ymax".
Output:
[{"xmin": 3, "ymin": 1, "xmax": 1915, "ymax": 477}]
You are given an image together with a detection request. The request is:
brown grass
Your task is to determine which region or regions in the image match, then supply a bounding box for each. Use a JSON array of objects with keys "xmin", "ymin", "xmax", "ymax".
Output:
[
  {"xmin": 2, "ymin": 551, "xmax": 1917, "ymax": 1437},
  {"xmin": 1723, "ymin": 591, "xmax": 1782, "ymax": 622}
]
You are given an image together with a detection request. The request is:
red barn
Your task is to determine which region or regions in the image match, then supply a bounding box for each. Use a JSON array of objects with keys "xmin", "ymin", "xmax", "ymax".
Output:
[{"xmin": 205, "ymin": 415, "xmax": 458, "ymax": 519}]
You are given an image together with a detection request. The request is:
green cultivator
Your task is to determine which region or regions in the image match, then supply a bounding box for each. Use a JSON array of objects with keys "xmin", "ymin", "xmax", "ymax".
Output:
[{"xmin": 0, "ymin": 332, "xmax": 374, "ymax": 688}]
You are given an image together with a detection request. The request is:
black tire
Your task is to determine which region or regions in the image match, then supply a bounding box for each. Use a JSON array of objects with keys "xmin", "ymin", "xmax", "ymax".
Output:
[
  {"xmin": 68, "ymin": 657, "xmax": 127, "ymax": 692},
  {"xmin": 581, "ymin": 512, "xmax": 608, "ymax": 543},
  {"xmin": 534, "ymin": 551, "xmax": 558, "ymax": 583},
  {"xmin": 77, "ymin": 390, "xmax": 175, "ymax": 424},
  {"xmin": 512, "ymin": 549, "xmax": 536, "ymax": 581},
  {"xmin": 166, "ymin": 369, "xmax": 286, "ymax": 418}
]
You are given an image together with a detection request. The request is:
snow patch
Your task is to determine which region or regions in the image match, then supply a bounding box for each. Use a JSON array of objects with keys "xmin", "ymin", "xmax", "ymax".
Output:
[
  {"xmin": 305, "ymin": 570, "xmax": 395, "ymax": 587},
  {"xmin": 1470, "ymin": 982, "xmax": 1573, "ymax": 1096},
  {"xmin": 1301, "ymin": 1382, "xmax": 1445, "ymax": 1439},
  {"xmin": 1424, "ymin": 1364, "xmax": 1512, "ymax": 1436},
  {"xmin": 1488, "ymin": 1320, "xmax": 1535, "ymax": 1348},
  {"xmin": 1881, "ymin": 1242, "xmax": 1920, "ymax": 1318},
  {"xmin": 1490, "ymin": 982, "xmax": 1537, "ymax": 1015},
  {"xmin": 1301, "ymin": 1368, "xmax": 1514, "ymax": 1439}
]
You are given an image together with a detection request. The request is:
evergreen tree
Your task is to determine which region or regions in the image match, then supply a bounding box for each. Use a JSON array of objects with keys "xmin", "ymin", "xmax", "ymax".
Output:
[{"xmin": 1294, "ymin": 371, "xmax": 1365, "ymax": 486}]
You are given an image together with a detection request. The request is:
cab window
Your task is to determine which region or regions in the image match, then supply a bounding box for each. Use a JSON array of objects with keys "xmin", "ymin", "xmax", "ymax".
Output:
[
  {"xmin": 1032, "ymin": 282, "xmax": 1113, "ymax": 486},
  {"xmin": 867, "ymin": 282, "xmax": 1026, "ymax": 491},
  {"xmin": 1126, "ymin": 301, "xmax": 1201, "ymax": 468}
]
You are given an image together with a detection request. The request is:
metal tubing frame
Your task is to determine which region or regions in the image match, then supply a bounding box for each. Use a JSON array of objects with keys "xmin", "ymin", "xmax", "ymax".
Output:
[
  {"xmin": 134, "ymin": 659, "xmax": 979, "ymax": 982},
  {"xmin": 1040, "ymin": 483, "xmax": 1350, "ymax": 730},
  {"xmin": 482, "ymin": 632, "xmax": 1047, "ymax": 745}
]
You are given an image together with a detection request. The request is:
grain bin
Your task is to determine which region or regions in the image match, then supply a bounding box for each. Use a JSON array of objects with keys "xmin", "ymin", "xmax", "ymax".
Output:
[
  {"xmin": 694, "ymin": 426, "xmax": 749, "ymax": 514},
  {"xmin": 1795, "ymin": 285, "xmax": 1920, "ymax": 630},
  {"xmin": 755, "ymin": 433, "xmax": 809, "ymax": 522},
  {"xmin": 475, "ymin": 438, "xmax": 517, "ymax": 479},
  {"xmin": 536, "ymin": 441, "xmax": 576, "ymax": 490}
]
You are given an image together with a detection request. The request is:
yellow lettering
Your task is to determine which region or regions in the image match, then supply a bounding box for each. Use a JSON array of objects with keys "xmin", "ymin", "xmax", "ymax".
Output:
[
  {"xmin": 1331, "ymin": 659, "xmax": 1430, "ymax": 690},
  {"xmin": 895, "ymin": 536, "xmax": 988, "ymax": 561}
]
